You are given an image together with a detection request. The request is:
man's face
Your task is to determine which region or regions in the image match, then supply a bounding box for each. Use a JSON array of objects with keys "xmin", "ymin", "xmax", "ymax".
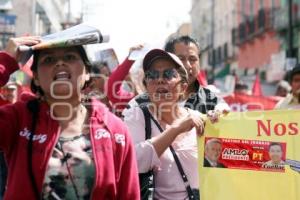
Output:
[
  {"xmin": 173, "ymin": 42, "xmax": 200, "ymax": 85},
  {"xmin": 291, "ymin": 74, "xmax": 300, "ymax": 96},
  {"xmin": 91, "ymin": 76, "xmax": 106, "ymax": 92},
  {"xmin": 2, "ymin": 87, "xmax": 17, "ymax": 103},
  {"xmin": 205, "ymin": 142, "xmax": 222, "ymax": 162},
  {"xmin": 269, "ymin": 145, "xmax": 283, "ymax": 164},
  {"xmin": 100, "ymin": 66, "xmax": 111, "ymax": 77}
]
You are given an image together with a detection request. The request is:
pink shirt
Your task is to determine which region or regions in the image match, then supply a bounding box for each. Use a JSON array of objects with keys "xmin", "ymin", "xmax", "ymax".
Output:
[{"xmin": 123, "ymin": 99, "xmax": 199, "ymax": 200}]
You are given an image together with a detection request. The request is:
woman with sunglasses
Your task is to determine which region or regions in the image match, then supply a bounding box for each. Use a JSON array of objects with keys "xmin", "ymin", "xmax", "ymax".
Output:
[
  {"xmin": 123, "ymin": 49, "xmax": 205, "ymax": 199},
  {"xmin": 0, "ymin": 36, "xmax": 139, "ymax": 200}
]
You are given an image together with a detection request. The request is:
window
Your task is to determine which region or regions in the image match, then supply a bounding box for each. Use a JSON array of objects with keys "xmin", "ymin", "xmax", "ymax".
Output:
[
  {"xmin": 241, "ymin": 0, "xmax": 247, "ymax": 17},
  {"xmin": 250, "ymin": 0, "xmax": 255, "ymax": 17},
  {"xmin": 281, "ymin": 0, "xmax": 287, "ymax": 7},
  {"xmin": 271, "ymin": 0, "xmax": 276, "ymax": 8},
  {"xmin": 260, "ymin": 0, "xmax": 264, "ymax": 9}
]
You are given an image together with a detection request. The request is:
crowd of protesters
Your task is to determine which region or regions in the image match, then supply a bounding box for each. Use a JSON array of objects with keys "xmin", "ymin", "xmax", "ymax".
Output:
[{"xmin": 0, "ymin": 30, "xmax": 299, "ymax": 200}]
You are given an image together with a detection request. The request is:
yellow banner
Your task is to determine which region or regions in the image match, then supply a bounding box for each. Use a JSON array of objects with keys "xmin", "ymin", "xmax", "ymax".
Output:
[{"xmin": 198, "ymin": 110, "xmax": 300, "ymax": 200}]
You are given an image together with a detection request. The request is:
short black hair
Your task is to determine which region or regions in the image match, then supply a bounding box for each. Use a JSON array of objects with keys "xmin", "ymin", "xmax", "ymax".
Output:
[
  {"xmin": 289, "ymin": 65, "xmax": 300, "ymax": 83},
  {"xmin": 235, "ymin": 82, "xmax": 248, "ymax": 91},
  {"xmin": 164, "ymin": 35, "xmax": 200, "ymax": 56},
  {"xmin": 91, "ymin": 66, "xmax": 101, "ymax": 74}
]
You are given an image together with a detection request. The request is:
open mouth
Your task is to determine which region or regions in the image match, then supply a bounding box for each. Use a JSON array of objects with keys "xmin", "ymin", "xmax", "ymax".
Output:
[
  {"xmin": 156, "ymin": 88, "xmax": 169, "ymax": 94},
  {"xmin": 54, "ymin": 71, "xmax": 71, "ymax": 81}
]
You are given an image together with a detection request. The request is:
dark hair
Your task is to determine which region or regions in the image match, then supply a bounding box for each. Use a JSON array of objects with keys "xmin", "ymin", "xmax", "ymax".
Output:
[
  {"xmin": 235, "ymin": 82, "xmax": 248, "ymax": 91},
  {"xmin": 164, "ymin": 35, "xmax": 201, "ymax": 57},
  {"xmin": 269, "ymin": 142, "xmax": 282, "ymax": 151},
  {"xmin": 30, "ymin": 45, "xmax": 92, "ymax": 95},
  {"xmin": 100, "ymin": 61, "xmax": 108, "ymax": 67},
  {"xmin": 289, "ymin": 65, "xmax": 300, "ymax": 83},
  {"xmin": 91, "ymin": 65, "xmax": 101, "ymax": 75}
]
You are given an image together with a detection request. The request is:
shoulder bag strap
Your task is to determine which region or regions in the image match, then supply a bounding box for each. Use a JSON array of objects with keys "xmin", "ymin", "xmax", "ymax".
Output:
[{"xmin": 145, "ymin": 109, "xmax": 196, "ymax": 200}]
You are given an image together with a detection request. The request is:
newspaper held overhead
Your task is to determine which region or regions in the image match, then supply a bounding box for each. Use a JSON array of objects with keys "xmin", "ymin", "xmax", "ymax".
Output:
[{"xmin": 18, "ymin": 23, "xmax": 109, "ymax": 64}]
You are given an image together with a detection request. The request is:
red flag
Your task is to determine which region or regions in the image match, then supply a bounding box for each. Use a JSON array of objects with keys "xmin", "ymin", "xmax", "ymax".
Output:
[
  {"xmin": 197, "ymin": 70, "xmax": 208, "ymax": 86},
  {"xmin": 252, "ymin": 74, "xmax": 262, "ymax": 96},
  {"xmin": 223, "ymin": 93, "xmax": 280, "ymax": 111}
]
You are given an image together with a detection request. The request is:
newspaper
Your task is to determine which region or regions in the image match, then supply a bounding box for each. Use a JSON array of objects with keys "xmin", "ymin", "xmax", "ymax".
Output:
[{"xmin": 18, "ymin": 23, "xmax": 109, "ymax": 64}]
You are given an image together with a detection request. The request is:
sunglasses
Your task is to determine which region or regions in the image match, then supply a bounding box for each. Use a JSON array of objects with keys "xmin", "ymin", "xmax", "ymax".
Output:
[{"xmin": 144, "ymin": 68, "xmax": 179, "ymax": 81}]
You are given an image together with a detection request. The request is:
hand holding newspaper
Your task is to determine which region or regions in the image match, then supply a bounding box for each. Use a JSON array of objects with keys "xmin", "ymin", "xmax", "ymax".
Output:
[{"xmin": 18, "ymin": 23, "xmax": 109, "ymax": 64}]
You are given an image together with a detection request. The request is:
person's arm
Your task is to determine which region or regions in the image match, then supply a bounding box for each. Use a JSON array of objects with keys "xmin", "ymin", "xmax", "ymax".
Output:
[
  {"xmin": 274, "ymin": 95, "xmax": 292, "ymax": 109},
  {"xmin": 1, "ymin": 36, "xmax": 40, "ymax": 87},
  {"xmin": 150, "ymin": 109, "xmax": 204, "ymax": 157},
  {"xmin": 0, "ymin": 37, "xmax": 40, "ymax": 152},
  {"xmin": 106, "ymin": 45, "xmax": 144, "ymax": 111},
  {"xmin": 0, "ymin": 103, "xmax": 20, "ymax": 152},
  {"xmin": 0, "ymin": 52, "xmax": 19, "ymax": 87},
  {"xmin": 106, "ymin": 58, "xmax": 135, "ymax": 106},
  {"xmin": 123, "ymin": 102, "xmax": 204, "ymax": 172},
  {"xmin": 123, "ymin": 100, "xmax": 160, "ymax": 173}
]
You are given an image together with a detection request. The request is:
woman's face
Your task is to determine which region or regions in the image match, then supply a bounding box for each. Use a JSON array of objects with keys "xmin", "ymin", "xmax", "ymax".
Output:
[
  {"xmin": 144, "ymin": 58, "xmax": 187, "ymax": 106},
  {"xmin": 269, "ymin": 145, "xmax": 283, "ymax": 164},
  {"xmin": 34, "ymin": 47, "xmax": 89, "ymax": 101}
]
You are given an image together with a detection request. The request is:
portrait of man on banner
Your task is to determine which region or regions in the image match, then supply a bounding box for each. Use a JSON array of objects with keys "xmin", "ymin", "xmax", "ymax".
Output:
[
  {"xmin": 204, "ymin": 138, "xmax": 226, "ymax": 168},
  {"xmin": 262, "ymin": 142, "xmax": 285, "ymax": 170}
]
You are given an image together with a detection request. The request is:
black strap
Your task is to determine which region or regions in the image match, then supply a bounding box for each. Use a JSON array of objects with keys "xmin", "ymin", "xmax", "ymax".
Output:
[
  {"xmin": 140, "ymin": 105, "xmax": 152, "ymax": 140},
  {"xmin": 140, "ymin": 106, "xmax": 196, "ymax": 200},
  {"xmin": 184, "ymin": 85, "xmax": 218, "ymax": 114},
  {"xmin": 136, "ymin": 97, "xmax": 155, "ymax": 200},
  {"xmin": 0, "ymin": 152, "xmax": 7, "ymax": 197}
]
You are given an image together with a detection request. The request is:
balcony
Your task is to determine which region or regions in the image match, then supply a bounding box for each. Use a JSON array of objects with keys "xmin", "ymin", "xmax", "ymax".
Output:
[
  {"xmin": 257, "ymin": 9, "xmax": 266, "ymax": 30},
  {"xmin": 246, "ymin": 18, "xmax": 256, "ymax": 39},
  {"xmin": 231, "ymin": 28, "xmax": 237, "ymax": 45},
  {"xmin": 232, "ymin": 8, "xmax": 273, "ymax": 46},
  {"xmin": 238, "ymin": 22, "xmax": 247, "ymax": 44},
  {"xmin": 0, "ymin": 13, "xmax": 16, "ymax": 49},
  {"xmin": 257, "ymin": 8, "xmax": 274, "ymax": 34},
  {"xmin": 223, "ymin": 43, "xmax": 228, "ymax": 60}
]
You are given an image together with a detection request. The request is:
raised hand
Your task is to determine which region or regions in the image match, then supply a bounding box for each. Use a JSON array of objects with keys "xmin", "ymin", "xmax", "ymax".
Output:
[
  {"xmin": 5, "ymin": 36, "xmax": 41, "ymax": 61},
  {"xmin": 207, "ymin": 109, "xmax": 229, "ymax": 124},
  {"xmin": 172, "ymin": 109, "xmax": 206, "ymax": 136},
  {"xmin": 128, "ymin": 44, "xmax": 144, "ymax": 56}
]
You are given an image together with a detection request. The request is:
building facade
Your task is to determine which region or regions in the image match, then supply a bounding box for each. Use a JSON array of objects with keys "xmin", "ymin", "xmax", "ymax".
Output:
[
  {"xmin": 273, "ymin": 0, "xmax": 300, "ymax": 60},
  {"xmin": 233, "ymin": 0, "xmax": 281, "ymax": 73},
  {"xmin": 191, "ymin": 0, "xmax": 237, "ymax": 82},
  {"xmin": 190, "ymin": 0, "xmax": 300, "ymax": 84},
  {"xmin": 0, "ymin": 0, "xmax": 74, "ymax": 49}
]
